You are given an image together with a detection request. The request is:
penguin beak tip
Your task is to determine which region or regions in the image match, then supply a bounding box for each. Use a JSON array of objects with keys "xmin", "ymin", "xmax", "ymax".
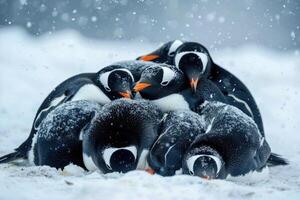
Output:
[
  {"xmin": 190, "ymin": 78, "xmax": 199, "ymax": 92},
  {"xmin": 145, "ymin": 167, "xmax": 155, "ymax": 175},
  {"xmin": 202, "ymin": 175, "xmax": 211, "ymax": 180},
  {"xmin": 119, "ymin": 91, "xmax": 133, "ymax": 99}
]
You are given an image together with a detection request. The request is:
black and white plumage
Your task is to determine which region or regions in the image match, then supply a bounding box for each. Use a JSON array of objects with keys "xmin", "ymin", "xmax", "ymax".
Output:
[
  {"xmin": 137, "ymin": 40, "xmax": 264, "ymax": 136},
  {"xmin": 82, "ymin": 99, "xmax": 163, "ymax": 173},
  {"xmin": 133, "ymin": 63, "xmax": 188, "ymax": 102},
  {"xmin": 149, "ymin": 101, "xmax": 273, "ymax": 179},
  {"xmin": 134, "ymin": 63, "xmax": 227, "ymax": 112},
  {"xmin": 0, "ymin": 64, "xmax": 136, "ymax": 164},
  {"xmin": 148, "ymin": 110, "xmax": 206, "ymax": 176},
  {"xmin": 1, "ymin": 99, "xmax": 162, "ymax": 172},
  {"xmin": 29, "ymin": 100, "xmax": 102, "ymax": 169},
  {"xmin": 182, "ymin": 101, "xmax": 272, "ymax": 179}
]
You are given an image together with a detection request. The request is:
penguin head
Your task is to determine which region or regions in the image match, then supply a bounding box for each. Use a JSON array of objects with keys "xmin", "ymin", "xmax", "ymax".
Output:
[
  {"xmin": 88, "ymin": 124, "xmax": 140, "ymax": 173},
  {"xmin": 99, "ymin": 137, "xmax": 139, "ymax": 173},
  {"xmin": 133, "ymin": 64, "xmax": 187, "ymax": 100},
  {"xmin": 83, "ymin": 99, "xmax": 162, "ymax": 173},
  {"xmin": 137, "ymin": 40, "xmax": 213, "ymax": 92},
  {"xmin": 137, "ymin": 40, "xmax": 184, "ymax": 63},
  {"xmin": 183, "ymin": 146, "xmax": 225, "ymax": 179},
  {"xmin": 97, "ymin": 68, "xmax": 135, "ymax": 100},
  {"xmin": 174, "ymin": 42, "xmax": 213, "ymax": 92}
]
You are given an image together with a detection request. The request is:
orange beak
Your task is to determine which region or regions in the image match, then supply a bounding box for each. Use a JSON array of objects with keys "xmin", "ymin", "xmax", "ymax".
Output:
[
  {"xmin": 118, "ymin": 90, "xmax": 132, "ymax": 99},
  {"xmin": 202, "ymin": 175, "xmax": 211, "ymax": 180},
  {"xmin": 138, "ymin": 54, "xmax": 160, "ymax": 61},
  {"xmin": 133, "ymin": 82, "xmax": 152, "ymax": 92},
  {"xmin": 190, "ymin": 78, "xmax": 199, "ymax": 92},
  {"xmin": 145, "ymin": 167, "xmax": 155, "ymax": 175}
]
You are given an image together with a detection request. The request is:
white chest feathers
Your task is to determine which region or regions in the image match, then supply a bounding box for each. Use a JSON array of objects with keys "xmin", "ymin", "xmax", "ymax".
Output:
[
  {"xmin": 152, "ymin": 93, "xmax": 190, "ymax": 112},
  {"xmin": 72, "ymin": 84, "xmax": 111, "ymax": 105}
]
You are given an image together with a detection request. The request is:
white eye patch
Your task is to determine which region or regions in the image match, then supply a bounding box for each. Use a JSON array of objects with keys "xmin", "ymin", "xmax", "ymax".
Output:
[
  {"xmin": 161, "ymin": 66, "xmax": 175, "ymax": 86},
  {"xmin": 168, "ymin": 40, "xmax": 183, "ymax": 55},
  {"xmin": 102, "ymin": 146, "xmax": 137, "ymax": 170},
  {"xmin": 99, "ymin": 71, "xmax": 112, "ymax": 91},
  {"xmin": 99, "ymin": 68, "xmax": 134, "ymax": 92},
  {"xmin": 186, "ymin": 154, "xmax": 222, "ymax": 175},
  {"xmin": 174, "ymin": 51, "xmax": 208, "ymax": 73}
]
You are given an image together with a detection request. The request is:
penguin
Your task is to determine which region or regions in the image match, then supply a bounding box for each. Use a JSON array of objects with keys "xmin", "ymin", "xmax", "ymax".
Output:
[
  {"xmin": 29, "ymin": 100, "xmax": 102, "ymax": 169},
  {"xmin": 133, "ymin": 63, "xmax": 188, "ymax": 102},
  {"xmin": 148, "ymin": 110, "xmax": 206, "ymax": 176},
  {"xmin": 137, "ymin": 69, "xmax": 288, "ymax": 173},
  {"xmin": 137, "ymin": 40, "xmax": 264, "ymax": 137},
  {"xmin": 81, "ymin": 99, "xmax": 163, "ymax": 173},
  {"xmin": 182, "ymin": 101, "xmax": 274, "ymax": 179},
  {"xmin": 133, "ymin": 64, "xmax": 227, "ymax": 112},
  {"xmin": 148, "ymin": 101, "xmax": 284, "ymax": 179},
  {"xmin": 0, "ymin": 64, "xmax": 135, "ymax": 164},
  {"xmin": 1, "ymin": 99, "xmax": 162, "ymax": 172}
]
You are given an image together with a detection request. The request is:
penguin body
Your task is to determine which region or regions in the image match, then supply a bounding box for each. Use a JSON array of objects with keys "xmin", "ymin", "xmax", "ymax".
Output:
[
  {"xmin": 149, "ymin": 101, "xmax": 272, "ymax": 179},
  {"xmin": 0, "ymin": 64, "xmax": 135, "ymax": 164},
  {"xmin": 29, "ymin": 100, "xmax": 102, "ymax": 169},
  {"xmin": 134, "ymin": 63, "xmax": 227, "ymax": 112},
  {"xmin": 137, "ymin": 40, "xmax": 264, "ymax": 136},
  {"xmin": 148, "ymin": 110, "xmax": 206, "ymax": 176},
  {"xmin": 82, "ymin": 99, "xmax": 163, "ymax": 173},
  {"xmin": 182, "ymin": 101, "xmax": 271, "ymax": 179}
]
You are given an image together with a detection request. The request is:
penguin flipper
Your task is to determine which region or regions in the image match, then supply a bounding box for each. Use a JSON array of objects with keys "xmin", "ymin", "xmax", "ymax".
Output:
[
  {"xmin": 209, "ymin": 64, "xmax": 264, "ymax": 136},
  {"xmin": 0, "ymin": 151, "xmax": 24, "ymax": 164},
  {"xmin": 267, "ymin": 153, "xmax": 289, "ymax": 167}
]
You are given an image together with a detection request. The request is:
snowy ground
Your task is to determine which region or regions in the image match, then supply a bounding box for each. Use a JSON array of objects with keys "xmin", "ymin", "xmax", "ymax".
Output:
[{"xmin": 0, "ymin": 27, "xmax": 300, "ymax": 200}]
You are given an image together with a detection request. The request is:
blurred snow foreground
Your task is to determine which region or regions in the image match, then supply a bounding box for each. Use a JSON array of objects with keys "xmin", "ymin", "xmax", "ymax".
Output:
[{"xmin": 0, "ymin": 27, "xmax": 300, "ymax": 200}]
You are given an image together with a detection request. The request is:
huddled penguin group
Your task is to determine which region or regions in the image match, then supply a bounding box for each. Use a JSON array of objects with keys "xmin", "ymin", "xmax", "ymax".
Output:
[{"xmin": 0, "ymin": 40, "xmax": 288, "ymax": 179}]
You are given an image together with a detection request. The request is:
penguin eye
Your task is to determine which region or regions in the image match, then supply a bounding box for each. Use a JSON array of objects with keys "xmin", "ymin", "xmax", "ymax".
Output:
[
  {"xmin": 161, "ymin": 81, "xmax": 169, "ymax": 86},
  {"xmin": 102, "ymin": 146, "xmax": 137, "ymax": 170},
  {"xmin": 168, "ymin": 40, "xmax": 183, "ymax": 56},
  {"xmin": 174, "ymin": 51, "xmax": 208, "ymax": 73},
  {"xmin": 160, "ymin": 66, "xmax": 175, "ymax": 86}
]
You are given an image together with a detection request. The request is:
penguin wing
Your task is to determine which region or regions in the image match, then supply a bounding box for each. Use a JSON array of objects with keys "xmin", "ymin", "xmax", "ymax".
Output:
[
  {"xmin": 209, "ymin": 64, "xmax": 264, "ymax": 136},
  {"xmin": 13, "ymin": 73, "xmax": 96, "ymax": 158},
  {"xmin": 33, "ymin": 100, "xmax": 102, "ymax": 168},
  {"xmin": 33, "ymin": 73, "xmax": 95, "ymax": 129}
]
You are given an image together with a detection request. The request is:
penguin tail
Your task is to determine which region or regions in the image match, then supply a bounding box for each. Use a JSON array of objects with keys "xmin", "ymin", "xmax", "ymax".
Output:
[
  {"xmin": 0, "ymin": 151, "xmax": 25, "ymax": 164},
  {"xmin": 267, "ymin": 153, "xmax": 289, "ymax": 167}
]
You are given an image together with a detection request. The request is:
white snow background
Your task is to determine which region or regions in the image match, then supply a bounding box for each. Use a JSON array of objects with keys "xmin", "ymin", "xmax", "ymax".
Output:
[{"xmin": 0, "ymin": 27, "xmax": 300, "ymax": 200}]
